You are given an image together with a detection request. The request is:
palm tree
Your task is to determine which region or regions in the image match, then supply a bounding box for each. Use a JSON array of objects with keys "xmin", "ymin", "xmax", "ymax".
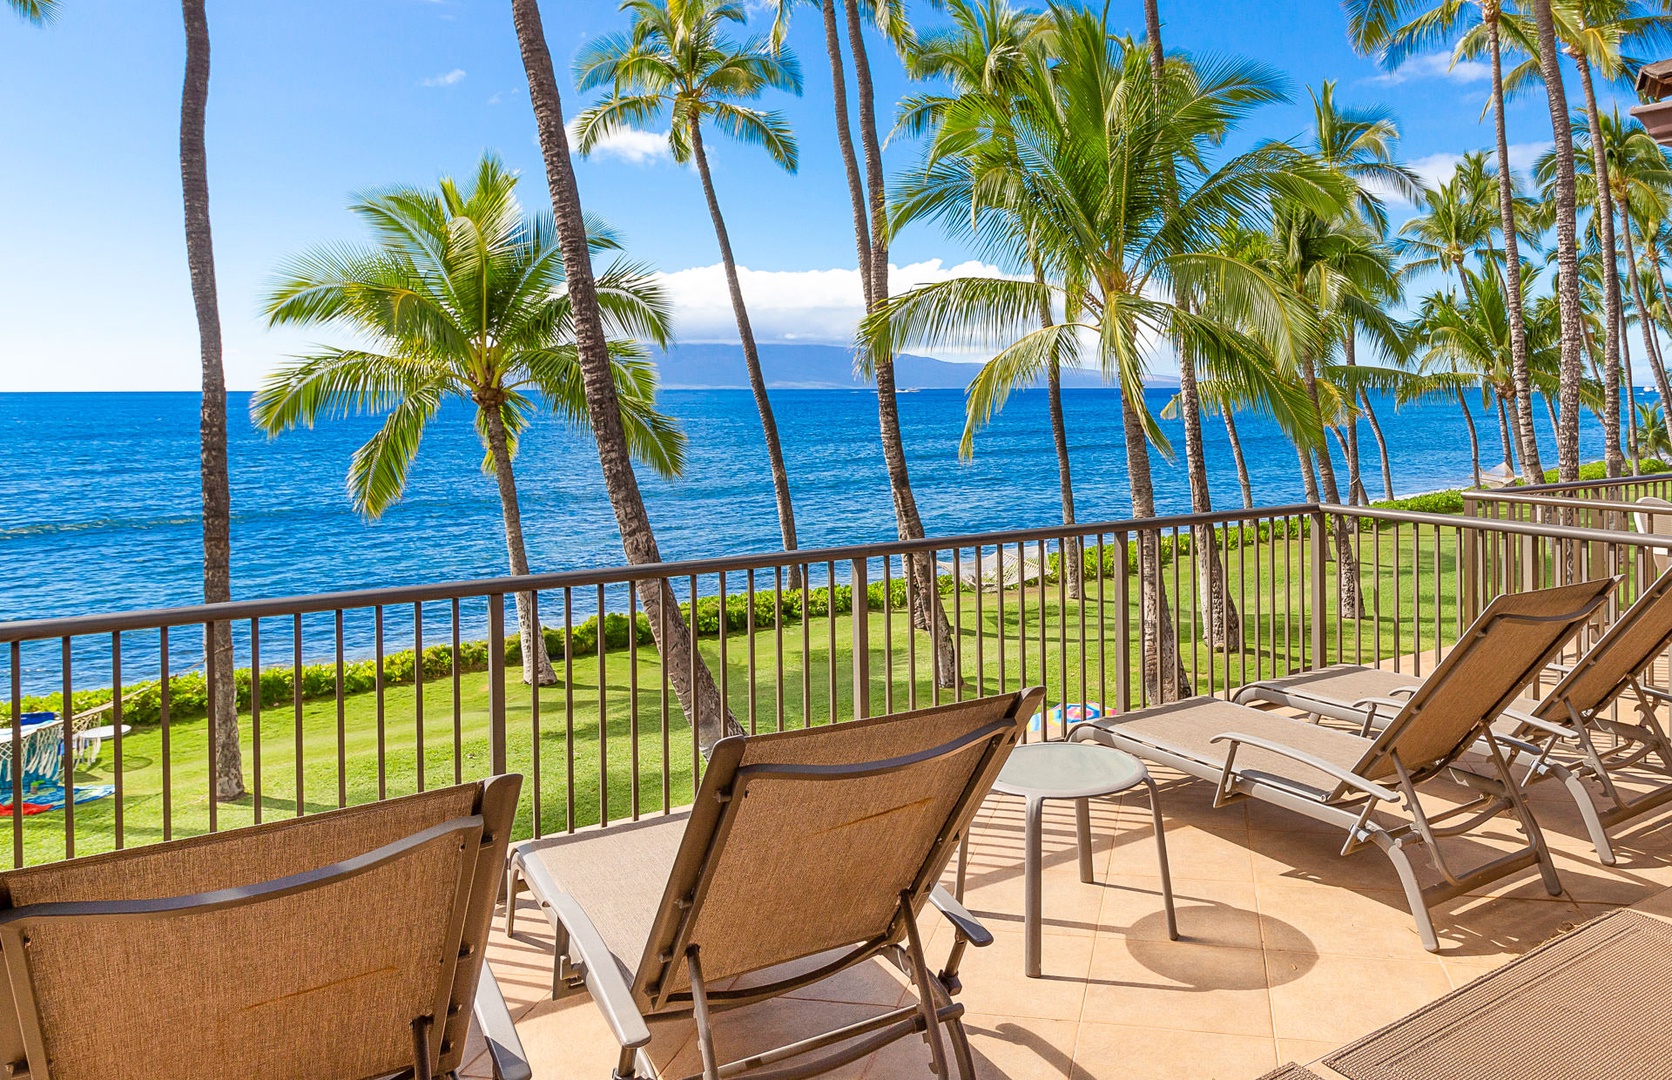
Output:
[
  {"xmin": 1397, "ymin": 154, "xmax": 1501, "ymax": 284},
  {"xmin": 573, "ymin": 0, "xmax": 805, "ymax": 583},
  {"xmin": 864, "ymin": 9, "xmax": 1332, "ymax": 700},
  {"xmin": 1141, "ymin": 0, "xmax": 1242, "ymax": 651},
  {"xmin": 6, "ymin": 0, "xmax": 55, "ymax": 21},
  {"xmin": 1638, "ymin": 401, "xmax": 1671, "ymax": 459},
  {"xmin": 180, "ymin": 0, "xmax": 242, "ymax": 803},
  {"xmin": 1304, "ymin": 81, "xmax": 1421, "ymax": 507},
  {"xmin": 255, "ymin": 155, "xmax": 683, "ymax": 693},
  {"xmin": 770, "ymin": 0, "xmax": 958, "ymax": 688},
  {"xmin": 1531, "ymin": 0, "xmax": 1587, "ymax": 481},
  {"xmin": 511, "ymin": 0, "xmax": 741, "ymax": 754},
  {"xmin": 1348, "ymin": 0, "xmax": 1546, "ymax": 482}
]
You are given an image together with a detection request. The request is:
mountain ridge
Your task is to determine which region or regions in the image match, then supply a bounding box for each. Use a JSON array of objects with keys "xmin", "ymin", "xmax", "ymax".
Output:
[{"xmin": 652, "ymin": 343, "xmax": 1178, "ymax": 390}]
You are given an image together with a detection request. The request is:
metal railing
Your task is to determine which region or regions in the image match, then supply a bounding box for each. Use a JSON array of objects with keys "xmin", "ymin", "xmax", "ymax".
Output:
[{"xmin": 4, "ymin": 501, "xmax": 1669, "ymax": 868}]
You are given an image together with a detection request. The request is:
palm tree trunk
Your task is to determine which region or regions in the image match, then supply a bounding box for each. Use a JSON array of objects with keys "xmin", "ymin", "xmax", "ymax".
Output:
[
  {"xmin": 688, "ymin": 123, "xmax": 801, "ymax": 586},
  {"xmin": 1574, "ymin": 50, "xmax": 1625, "ymax": 478},
  {"xmin": 512, "ymin": 0, "xmax": 742, "ymax": 754},
  {"xmin": 181, "ymin": 0, "xmax": 243, "ymax": 803},
  {"xmin": 1623, "ymin": 304, "xmax": 1642, "ymax": 473},
  {"xmin": 1301, "ymin": 357, "xmax": 1362, "ymax": 616},
  {"xmin": 1495, "ymin": 391, "xmax": 1516, "ymax": 470},
  {"xmin": 1223, "ymin": 410, "xmax": 1253, "ymax": 509},
  {"xmin": 1459, "ymin": 388, "xmax": 1482, "ymax": 487},
  {"xmin": 1622, "ymin": 209, "xmax": 1672, "ymax": 411},
  {"xmin": 1341, "ymin": 334, "xmax": 1366, "ymax": 504},
  {"xmin": 1121, "ymin": 390, "xmax": 1186, "ymax": 702},
  {"xmin": 1531, "ymin": 0, "xmax": 1584, "ymax": 482},
  {"xmin": 479, "ymin": 399, "xmax": 558, "ymax": 686},
  {"xmin": 1328, "ymin": 424, "xmax": 1366, "ymax": 504},
  {"xmin": 1046, "ymin": 361, "xmax": 1083, "ymax": 599},
  {"xmin": 820, "ymin": 0, "xmax": 873, "ymax": 311},
  {"xmin": 1488, "ymin": 19, "xmax": 1543, "ymax": 483},
  {"xmin": 1360, "ymin": 389, "xmax": 1395, "ymax": 500},
  {"xmin": 842, "ymin": 0, "xmax": 957, "ymax": 688},
  {"xmin": 1295, "ymin": 439, "xmax": 1320, "ymax": 503}
]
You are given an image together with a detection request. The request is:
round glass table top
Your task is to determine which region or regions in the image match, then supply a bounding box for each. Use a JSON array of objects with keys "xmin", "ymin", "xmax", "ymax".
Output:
[{"xmin": 992, "ymin": 740, "xmax": 1148, "ymax": 800}]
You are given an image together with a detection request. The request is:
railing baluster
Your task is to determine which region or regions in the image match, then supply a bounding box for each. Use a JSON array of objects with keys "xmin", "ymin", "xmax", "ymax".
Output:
[
  {"xmin": 293, "ymin": 613, "xmax": 304, "ymax": 817},
  {"xmin": 746, "ymin": 569, "xmax": 757, "ymax": 735},
  {"xmin": 954, "ymin": 548, "xmax": 965, "ymax": 703},
  {"xmin": 565, "ymin": 588, "xmax": 576, "ymax": 832},
  {"xmin": 450, "ymin": 599, "xmax": 462, "ymax": 786},
  {"xmin": 413, "ymin": 604, "xmax": 424, "ymax": 794},
  {"xmin": 529, "ymin": 592, "xmax": 541, "ymax": 837},
  {"xmin": 160, "ymin": 626, "xmax": 172, "ymax": 842},
  {"xmin": 975, "ymin": 546, "xmax": 986, "ymax": 697},
  {"xmin": 197, "ymin": 626, "xmax": 208, "ymax": 839},
  {"xmin": 250, "ymin": 619, "xmax": 261, "ymax": 825},
  {"xmin": 597, "ymin": 583, "xmax": 608, "ymax": 830},
  {"xmin": 826, "ymin": 561, "xmax": 837, "ymax": 724},
  {"xmin": 374, "ymin": 605, "xmax": 386, "ymax": 801},
  {"xmin": 334, "ymin": 611, "xmax": 346, "ymax": 808},
  {"xmin": 629, "ymin": 582, "xmax": 640, "ymax": 820},
  {"xmin": 111, "ymin": 632, "xmax": 123, "ymax": 848},
  {"xmin": 10, "ymin": 641, "xmax": 21, "ymax": 866}
]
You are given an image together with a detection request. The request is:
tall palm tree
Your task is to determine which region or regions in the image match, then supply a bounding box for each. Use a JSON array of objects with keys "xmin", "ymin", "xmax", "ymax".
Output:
[
  {"xmin": 180, "ymin": 0, "xmax": 242, "ymax": 803},
  {"xmin": 768, "ymin": 0, "xmax": 958, "ymax": 687},
  {"xmin": 1531, "ymin": 0, "xmax": 1587, "ymax": 481},
  {"xmin": 864, "ymin": 9, "xmax": 1333, "ymax": 700},
  {"xmin": 255, "ymin": 155, "xmax": 685, "ymax": 692},
  {"xmin": 6, "ymin": 0, "xmax": 55, "ymax": 21},
  {"xmin": 1348, "ymin": 0, "xmax": 1546, "ymax": 481},
  {"xmin": 892, "ymin": 0, "xmax": 1081, "ymax": 587},
  {"xmin": 511, "ymin": 0, "xmax": 743, "ymax": 754},
  {"xmin": 1142, "ymin": 0, "xmax": 1242, "ymax": 651},
  {"xmin": 573, "ymin": 0, "xmax": 806, "ymax": 582},
  {"xmin": 1303, "ymin": 81, "xmax": 1421, "ymax": 507}
]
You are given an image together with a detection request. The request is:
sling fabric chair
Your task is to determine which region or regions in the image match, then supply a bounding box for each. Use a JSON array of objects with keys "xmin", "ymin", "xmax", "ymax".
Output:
[
  {"xmin": 0, "ymin": 775, "xmax": 528, "ymax": 1080},
  {"xmin": 1233, "ymin": 567, "xmax": 1672, "ymax": 866},
  {"xmin": 504, "ymin": 687, "xmax": 1044, "ymax": 1080},
  {"xmin": 1070, "ymin": 580, "xmax": 1613, "ymax": 952},
  {"xmin": 1634, "ymin": 497, "xmax": 1672, "ymax": 576}
]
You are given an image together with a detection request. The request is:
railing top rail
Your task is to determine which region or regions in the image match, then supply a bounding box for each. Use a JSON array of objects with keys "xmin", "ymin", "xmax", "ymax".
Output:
[
  {"xmin": 1502, "ymin": 473, "xmax": 1671, "ymax": 496},
  {"xmin": 1459, "ymin": 490, "xmax": 1664, "ymax": 514},
  {"xmin": 1326, "ymin": 502, "xmax": 1672, "ymax": 549},
  {"xmin": 0, "ymin": 502, "xmax": 1317, "ymax": 643}
]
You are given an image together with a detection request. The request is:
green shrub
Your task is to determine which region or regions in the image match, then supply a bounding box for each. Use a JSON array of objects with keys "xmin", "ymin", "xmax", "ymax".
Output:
[{"xmin": 1371, "ymin": 490, "xmax": 1464, "ymax": 514}]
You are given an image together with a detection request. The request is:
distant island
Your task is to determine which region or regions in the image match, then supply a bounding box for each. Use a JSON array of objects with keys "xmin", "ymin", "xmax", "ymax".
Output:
[{"xmin": 651, "ymin": 343, "xmax": 1177, "ymax": 391}]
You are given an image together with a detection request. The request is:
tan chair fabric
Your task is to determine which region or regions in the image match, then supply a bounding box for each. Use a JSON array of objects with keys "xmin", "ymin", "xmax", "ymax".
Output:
[
  {"xmin": 1107, "ymin": 697, "xmax": 1372, "ymax": 800},
  {"xmin": 1324, "ymin": 909, "xmax": 1672, "ymax": 1080},
  {"xmin": 1635, "ymin": 497, "xmax": 1672, "ymax": 575},
  {"xmin": 0, "ymin": 778, "xmax": 516, "ymax": 1080}
]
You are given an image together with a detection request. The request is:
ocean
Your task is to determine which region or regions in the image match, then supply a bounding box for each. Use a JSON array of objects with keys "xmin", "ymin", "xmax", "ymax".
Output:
[{"xmin": 0, "ymin": 388, "xmax": 1598, "ymax": 688}]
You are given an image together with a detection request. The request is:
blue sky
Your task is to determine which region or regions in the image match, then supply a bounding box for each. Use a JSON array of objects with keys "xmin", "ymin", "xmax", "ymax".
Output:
[{"xmin": 0, "ymin": 0, "xmax": 1649, "ymax": 390}]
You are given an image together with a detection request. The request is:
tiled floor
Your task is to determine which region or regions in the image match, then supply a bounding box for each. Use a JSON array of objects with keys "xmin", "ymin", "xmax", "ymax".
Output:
[{"xmin": 460, "ymin": 754, "xmax": 1672, "ymax": 1079}]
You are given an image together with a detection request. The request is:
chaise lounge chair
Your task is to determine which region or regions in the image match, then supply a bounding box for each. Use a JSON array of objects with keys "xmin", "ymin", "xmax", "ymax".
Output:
[
  {"xmin": 1070, "ymin": 579, "xmax": 1614, "ymax": 951},
  {"xmin": 503, "ymin": 687, "xmax": 1044, "ymax": 1080},
  {"xmin": 0, "ymin": 775, "xmax": 528, "ymax": 1080},
  {"xmin": 1233, "ymin": 567, "xmax": 1672, "ymax": 866}
]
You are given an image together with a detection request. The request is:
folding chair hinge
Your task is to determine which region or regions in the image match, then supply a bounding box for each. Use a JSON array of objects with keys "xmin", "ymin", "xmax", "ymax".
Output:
[{"xmin": 4, "ymin": 1061, "xmax": 27, "ymax": 1080}]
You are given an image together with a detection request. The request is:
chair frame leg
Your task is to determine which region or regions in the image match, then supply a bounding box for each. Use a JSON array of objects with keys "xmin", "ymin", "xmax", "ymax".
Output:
[
  {"xmin": 1022, "ymin": 795, "xmax": 1044, "ymax": 979},
  {"xmin": 688, "ymin": 948, "xmax": 721, "ymax": 1080},
  {"xmin": 1143, "ymin": 776, "xmax": 1179, "ymax": 941}
]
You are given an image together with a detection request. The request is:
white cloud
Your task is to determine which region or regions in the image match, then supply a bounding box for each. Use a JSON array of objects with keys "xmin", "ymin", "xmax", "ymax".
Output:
[
  {"xmin": 1366, "ymin": 141, "xmax": 1552, "ymax": 206},
  {"xmin": 421, "ymin": 68, "xmax": 466, "ymax": 88},
  {"xmin": 1368, "ymin": 51, "xmax": 1491, "ymax": 85},
  {"xmin": 656, "ymin": 260, "xmax": 1019, "ymax": 358},
  {"xmin": 567, "ymin": 120, "xmax": 673, "ymax": 166}
]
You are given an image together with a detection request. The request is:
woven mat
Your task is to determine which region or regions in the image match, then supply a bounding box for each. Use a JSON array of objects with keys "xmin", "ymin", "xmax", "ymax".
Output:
[
  {"xmin": 1256, "ymin": 1065, "xmax": 1324, "ymax": 1080},
  {"xmin": 1325, "ymin": 909, "xmax": 1672, "ymax": 1080}
]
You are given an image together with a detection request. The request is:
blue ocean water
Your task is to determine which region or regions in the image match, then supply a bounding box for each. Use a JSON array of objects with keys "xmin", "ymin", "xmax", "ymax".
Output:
[{"xmin": 0, "ymin": 387, "xmax": 1596, "ymax": 688}]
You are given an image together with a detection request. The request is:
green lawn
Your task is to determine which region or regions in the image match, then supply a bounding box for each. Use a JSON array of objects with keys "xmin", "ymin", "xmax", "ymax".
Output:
[{"xmin": 17, "ymin": 523, "xmax": 1647, "ymax": 866}]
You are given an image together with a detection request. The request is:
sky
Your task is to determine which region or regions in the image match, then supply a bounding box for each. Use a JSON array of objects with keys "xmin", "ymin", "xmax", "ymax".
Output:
[{"xmin": 0, "ymin": 0, "xmax": 1652, "ymax": 391}]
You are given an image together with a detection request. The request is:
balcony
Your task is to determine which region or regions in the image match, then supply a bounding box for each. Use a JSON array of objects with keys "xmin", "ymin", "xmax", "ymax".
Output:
[{"xmin": 6, "ymin": 487, "xmax": 1672, "ymax": 1077}]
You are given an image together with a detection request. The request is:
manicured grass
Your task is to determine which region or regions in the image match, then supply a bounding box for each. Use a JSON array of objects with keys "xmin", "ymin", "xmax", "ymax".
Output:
[{"xmin": 19, "ymin": 523, "xmax": 1643, "ymax": 866}]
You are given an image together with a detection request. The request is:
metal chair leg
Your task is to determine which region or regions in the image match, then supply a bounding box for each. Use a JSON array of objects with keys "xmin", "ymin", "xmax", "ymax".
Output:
[
  {"xmin": 1023, "ymin": 795, "xmax": 1044, "ymax": 978},
  {"xmin": 688, "ymin": 948, "xmax": 721, "ymax": 1080},
  {"xmin": 1075, "ymin": 797, "xmax": 1095, "ymax": 884},
  {"xmin": 1144, "ymin": 776, "xmax": 1178, "ymax": 941},
  {"xmin": 955, "ymin": 829, "xmax": 969, "ymax": 902}
]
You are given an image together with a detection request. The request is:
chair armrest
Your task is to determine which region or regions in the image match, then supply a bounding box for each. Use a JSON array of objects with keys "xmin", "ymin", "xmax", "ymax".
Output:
[
  {"xmin": 1350, "ymin": 695, "xmax": 1411, "ymax": 716},
  {"xmin": 1210, "ymin": 732, "xmax": 1402, "ymax": 803},
  {"xmin": 515, "ymin": 853, "xmax": 653, "ymax": 1050},
  {"xmin": 1636, "ymin": 683, "xmax": 1672, "ymax": 705},
  {"xmin": 1498, "ymin": 708, "xmax": 1577, "ymax": 740},
  {"xmin": 473, "ymin": 966, "xmax": 533, "ymax": 1080},
  {"xmin": 928, "ymin": 885, "xmax": 993, "ymax": 947}
]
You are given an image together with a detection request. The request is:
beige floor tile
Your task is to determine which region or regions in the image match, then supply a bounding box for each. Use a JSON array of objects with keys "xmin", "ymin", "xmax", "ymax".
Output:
[
  {"xmin": 1098, "ymin": 875, "xmax": 1263, "ymax": 950},
  {"xmin": 1431, "ymin": 893, "xmax": 1589, "ymax": 960},
  {"xmin": 1082, "ymin": 936, "xmax": 1273, "ymax": 1037},
  {"xmin": 939, "ymin": 926, "xmax": 1094, "ymax": 1020},
  {"xmin": 1273, "ymin": 1039, "xmax": 1340, "ymax": 1069},
  {"xmin": 1110, "ymin": 818, "xmax": 1256, "ymax": 884},
  {"xmin": 1254, "ymin": 882, "xmax": 1428, "ymax": 960},
  {"xmin": 957, "ymin": 858, "xmax": 1111, "ymax": 938},
  {"xmin": 859, "ymin": 1014, "xmax": 1081, "ymax": 1080},
  {"xmin": 1265, "ymin": 952, "xmax": 1452, "ymax": 1046},
  {"xmin": 656, "ymin": 999, "xmax": 896, "ymax": 1080},
  {"xmin": 1070, "ymin": 1022, "xmax": 1278, "ymax": 1080}
]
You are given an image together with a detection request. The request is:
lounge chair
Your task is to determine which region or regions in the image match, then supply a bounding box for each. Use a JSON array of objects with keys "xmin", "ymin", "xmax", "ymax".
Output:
[
  {"xmin": 504, "ymin": 688, "xmax": 1044, "ymax": 1080},
  {"xmin": 1070, "ymin": 579, "xmax": 1614, "ymax": 951},
  {"xmin": 0, "ymin": 775, "xmax": 529, "ymax": 1080},
  {"xmin": 1635, "ymin": 496, "xmax": 1672, "ymax": 575},
  {"xmin": 1233, "ymin": 567, "xmax": 1672, "ymax": 866}
]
